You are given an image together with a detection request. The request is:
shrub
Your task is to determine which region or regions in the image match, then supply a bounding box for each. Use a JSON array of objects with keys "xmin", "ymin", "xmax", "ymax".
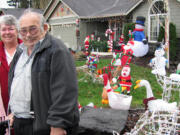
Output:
[
  {"xmin": 169, "ymin": 23, "xmax": 177, "ymax": 61},
  {"xmin": 89, "ymin": 40, "xmax": 108, "ymax": 52},
  {"xmin": 157, "ymin": 22, "xmax": 177, "ymax": 61},
  {"xmin": 123, "ymin": 23, "xmax": 135, "ymax": 43}
]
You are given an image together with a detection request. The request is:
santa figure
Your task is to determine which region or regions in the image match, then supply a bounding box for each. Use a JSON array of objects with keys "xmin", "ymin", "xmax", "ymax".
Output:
[
  {"xmin": 118, "ymin": 34, "xmax": 124, "ymax": 45},
  {"xmin": 120, "ymin": 41, "xmax": 134, "ymax": 67},
  {"xmin": 118, "ymin": 65, "xmax": 132, "ymax": 95},
  {"xmin": 113, "ymin": 41, "xmax": 133, "ymax": 77},
  {"xmin": 131, "ymin": 16, "xmax": 149, "ymax": 57},
  {"xmin": 84, "ymin": 36, "xmax": 90, "ymax": 56}
]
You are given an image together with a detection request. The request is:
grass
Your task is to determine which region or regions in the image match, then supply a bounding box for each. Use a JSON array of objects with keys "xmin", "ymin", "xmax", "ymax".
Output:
[{"xmin": 76, "ymin": 58, "xmax": 177, "ymax": 109}]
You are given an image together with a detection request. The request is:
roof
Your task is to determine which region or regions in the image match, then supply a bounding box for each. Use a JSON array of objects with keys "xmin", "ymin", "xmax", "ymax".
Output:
[
  {"xmin": 0, "ymin": 8, "xmax": 43, "ymax": 19},
  {"xmin": 62, "ymin": 0, "xmax": 143, "ymax": 18}
]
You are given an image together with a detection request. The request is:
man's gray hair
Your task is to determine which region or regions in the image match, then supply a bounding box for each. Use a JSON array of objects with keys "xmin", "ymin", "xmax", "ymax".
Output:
[
  {"xmin": 19, "ymin": 9, "xmax": 46, "ymax": 31},
  {"xmin": 0, "ymin": 15, "xmax": 18, "ymax": 29}
]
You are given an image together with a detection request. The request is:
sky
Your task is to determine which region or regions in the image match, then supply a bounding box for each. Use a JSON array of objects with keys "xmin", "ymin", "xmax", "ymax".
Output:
[{"xmin": 0, "ymin": 0, "xmax": 12, "ymax": 8}]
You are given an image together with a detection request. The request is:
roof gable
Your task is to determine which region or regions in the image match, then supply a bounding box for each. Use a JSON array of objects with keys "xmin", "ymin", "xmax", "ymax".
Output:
[
  {"xmin": 44, "ymin": 0, "xmax": 143, "ymax": 20},
  {"xmin": 62, "ymin": 0, "xmax": 143, "ymax": 18}
]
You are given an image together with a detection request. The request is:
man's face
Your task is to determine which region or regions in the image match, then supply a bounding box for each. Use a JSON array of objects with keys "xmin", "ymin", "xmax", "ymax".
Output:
[
  {"xmin": 19, "ymin": 14, "xmax": 44, "ymax": 47},
  {"xmin": 0, "ymin": 24, "xmax": 18, "ymax": 44}
]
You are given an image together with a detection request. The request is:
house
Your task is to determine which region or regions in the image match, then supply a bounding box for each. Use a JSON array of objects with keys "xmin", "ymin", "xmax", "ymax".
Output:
[
  {"xmin": 44, "ymin": 0, "xmax": 180, "ymax": 52},
  {"xmin": 43, "ymin": 0, "xmax": 144, "ymax": 51},
  {"xmin": 0, "ymin": 8, "xmax": 43, "ymax": 19}
]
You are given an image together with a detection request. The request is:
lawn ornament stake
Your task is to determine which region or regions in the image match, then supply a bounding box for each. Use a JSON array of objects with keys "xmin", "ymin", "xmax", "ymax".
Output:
[{"xmin": 131, "ymin": 16, "xmax": 149, "ymax": 57}]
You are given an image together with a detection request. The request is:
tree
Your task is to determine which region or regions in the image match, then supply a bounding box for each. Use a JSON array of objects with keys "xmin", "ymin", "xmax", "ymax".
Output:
[
  {"xmin": 32, "ymin": 0, "xmax": 51, "ymax": 9},
  {"xmin": 7, "ymin": 0, "xmax": 19, "ymax": 8},
  {"xmin": 7, "ymin": 0, "xmax": 31, "ymax": 8}
]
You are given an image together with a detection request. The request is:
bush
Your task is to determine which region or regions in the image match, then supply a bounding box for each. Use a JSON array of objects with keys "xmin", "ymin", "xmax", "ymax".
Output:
[
  {"xmin": 89, "ymin": 40, "xmax": 108, "ymax": 52},
  {"xmin": 169, "ymin": 23, "xmax": 177, "ymax": 61},
  {"xmin": 123, "ymin": 23, "xmax": 135, "ymax": 43},
  {"xmin": 157, "ymin": 22, "xmax": 177, "ymax": 61},
  {"xmin": 157, "ymin": 26, "xmax": 165, "ymax": 42}
]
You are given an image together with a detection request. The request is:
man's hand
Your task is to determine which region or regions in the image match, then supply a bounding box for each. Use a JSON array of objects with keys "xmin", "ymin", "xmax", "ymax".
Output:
[
  {"xmin": 6, "ymin": 113, "xmax": 14, "ymax": 127},
  {"xmin": 50, "ymin": 127, "xmax": 67, "ymax": 135}
]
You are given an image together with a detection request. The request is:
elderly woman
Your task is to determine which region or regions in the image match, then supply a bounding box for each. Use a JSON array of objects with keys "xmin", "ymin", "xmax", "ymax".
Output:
[{"xmin": 0, "ymin": 15, "xmax": 22, "ymax": 132}]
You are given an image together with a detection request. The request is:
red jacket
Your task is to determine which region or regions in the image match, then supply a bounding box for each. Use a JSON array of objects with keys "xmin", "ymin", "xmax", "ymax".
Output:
[{"xmin": 0, "ymin": 39, "xmax": 22, "ymax": 113}]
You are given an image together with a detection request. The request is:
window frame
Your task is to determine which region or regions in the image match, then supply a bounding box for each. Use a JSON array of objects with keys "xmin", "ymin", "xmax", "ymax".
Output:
[{"xmin": 148, "ymin": 0, "xmax": 167, "ymax": 43}]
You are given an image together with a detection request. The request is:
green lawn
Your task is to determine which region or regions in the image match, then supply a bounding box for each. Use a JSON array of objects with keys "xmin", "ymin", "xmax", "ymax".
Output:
[{"xmin": 76, "ymin": 58, "xmax": 174, "ymax": 109}]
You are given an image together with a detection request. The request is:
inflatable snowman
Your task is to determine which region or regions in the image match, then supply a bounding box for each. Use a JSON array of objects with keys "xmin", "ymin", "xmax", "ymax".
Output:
[{"xmin": 131, "ymin": 16, "xmax": 149, "ymax": 57}]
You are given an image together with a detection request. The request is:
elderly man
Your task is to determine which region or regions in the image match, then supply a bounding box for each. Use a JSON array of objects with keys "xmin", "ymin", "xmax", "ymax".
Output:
[{"xmin": 8, "ymin": 10, "xmax": 79, "ymax": 135}]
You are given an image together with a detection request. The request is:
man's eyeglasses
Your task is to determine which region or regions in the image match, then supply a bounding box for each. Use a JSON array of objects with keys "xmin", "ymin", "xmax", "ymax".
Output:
[{"xmin": 19, "ymin": 26, "xmax": 39, "ymax": 36}]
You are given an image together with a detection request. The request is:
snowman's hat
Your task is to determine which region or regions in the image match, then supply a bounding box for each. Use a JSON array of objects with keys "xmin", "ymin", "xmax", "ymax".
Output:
[{"xmin": 136, "ymin": 16, "xmax": 146, "ymax": 26}]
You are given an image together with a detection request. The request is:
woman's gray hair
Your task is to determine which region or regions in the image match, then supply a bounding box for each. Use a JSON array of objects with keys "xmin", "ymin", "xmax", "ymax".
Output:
[
  {"xmin": 19, "ymin": 9, "xmax": 46, "ymax": 31},
  {"xmin": 0, "ymin": 15, "xmax": 18, "ymax": 29}
]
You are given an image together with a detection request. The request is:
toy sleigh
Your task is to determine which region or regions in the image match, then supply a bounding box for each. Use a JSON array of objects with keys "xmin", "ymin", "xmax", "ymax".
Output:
[
  {"xmin": 108, "ymin": 92, "xmax": 132, "ymax": 110},
  {"xmin": 0, "ymin": 87, "xmax": 10, "ymax": 135}
]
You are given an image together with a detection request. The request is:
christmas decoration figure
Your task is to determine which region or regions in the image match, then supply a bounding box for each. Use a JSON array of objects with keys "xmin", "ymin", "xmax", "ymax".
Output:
[
  {"xmin": 118, "ymin": 65, "xmax": 132, "ymax": 95},
  {"xmin": 105, "ymin": 29, "xmax": 114, "ymax": 52},
  {"xmin": 100, "ymin": 74, "xmax": 132, "ymax": 110},
  {"xmin": 101, "ymin": 74, "xmax": 111, "ymax": 104},
  {"xmin": 111, "ymin": 52, "xmax": 121, "ymax": 67},
  {"xmin": 120, "ymin": 41, "xmax": 134, "ymax": 67},
  {"xmin": 91, "ymin": 34, "xmax": 95, "ymax": 41},
  {"xmin": 134, "ymin": 80, "xmax": 177, "ymax": 111},
  {"xmin": 113, "ymin": 41, "xmax": 133, "ymax": 77},
  {"xmin": 149, "ymin": 47, "xmax": 168, "ymax": 76},
  {"xmin": 128, "ymin": 30, "xmax": 134, "ymax": 41},
  {"xmin": 86, "ymin": 54, "xmax": 98, "ymax": 73},
  {"xmin": 131, "ymin": 16, "xmax": 149, "ymax": 57},
  {"xmin": 84, "ymin": 35, "xmax": 90, "ymax": 56},
  {"xmin": 112, "ymin": 78, "xmax": 122, "ymax": 93},
  {"xmin": 118, "ymin": 34, "xmax": 124, "ymax": 46}
]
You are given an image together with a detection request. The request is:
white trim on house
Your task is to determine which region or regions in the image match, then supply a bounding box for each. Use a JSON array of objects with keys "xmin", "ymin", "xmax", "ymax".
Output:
[
  {"xmin": 44, "ymin": 0, "xmax": 60, "ymax": 21},
  {"xmin": 148, "ymin": 0, "xmax": 168, "ymax": 43},
  {"xmin": 126, "ymin": 0, "xmax": 143, "ymax": 15},
  {"xmin": 50, "ymin": 21, "xmax": 75, "ymax": 26}
]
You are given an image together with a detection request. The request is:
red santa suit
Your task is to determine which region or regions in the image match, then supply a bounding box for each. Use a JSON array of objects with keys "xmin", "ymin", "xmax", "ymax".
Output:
[
  {"xmin": 118, "ymin": 65, "xmax": 132, "ymax": 94},
  {"xmin": 120, "ymin": 41, "xmax": 133, "ymax": 67}
]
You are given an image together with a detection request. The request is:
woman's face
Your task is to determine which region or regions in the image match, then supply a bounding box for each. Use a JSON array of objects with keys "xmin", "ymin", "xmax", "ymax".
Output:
[{"xmin": 0, "ymin": 24, "xmax": 18, "ymax": 45}]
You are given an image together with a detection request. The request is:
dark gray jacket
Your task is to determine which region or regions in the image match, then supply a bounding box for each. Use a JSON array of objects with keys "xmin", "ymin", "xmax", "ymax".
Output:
[{"xmin": 8, "ymin": 33, "xmax": 79, "ymax": 134}]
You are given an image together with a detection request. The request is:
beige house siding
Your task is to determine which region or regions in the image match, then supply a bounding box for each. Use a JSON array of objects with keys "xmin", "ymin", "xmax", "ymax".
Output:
[
  {"xmin": 49, "ymin": 17, "xmax": 78, "ymax": 50},
  {"xmin": 131, "ymin": 1, "xmax": 150, "ymax": 35},
  {"xmin": 169, "ymin": 0, "xmax": 180, "ymax": 37},
  {"xmin": 46, "ymin": 0, "xmax": 79, "ymax": 50}
]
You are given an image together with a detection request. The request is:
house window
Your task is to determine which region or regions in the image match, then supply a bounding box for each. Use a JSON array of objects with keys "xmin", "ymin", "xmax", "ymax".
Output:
[
  {"xmin": 149, "ymin": 0, "xmax": 167, "ymax": 42},
  {"xmin": 109, "ymin": 20, "xmax": 122, "ymax": 41}
]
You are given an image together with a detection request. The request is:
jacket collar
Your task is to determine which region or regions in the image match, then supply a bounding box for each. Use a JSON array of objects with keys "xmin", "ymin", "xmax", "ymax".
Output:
[{"xmin": 37, "ymin": 33, "xmax": 51, "ymax": 53}]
